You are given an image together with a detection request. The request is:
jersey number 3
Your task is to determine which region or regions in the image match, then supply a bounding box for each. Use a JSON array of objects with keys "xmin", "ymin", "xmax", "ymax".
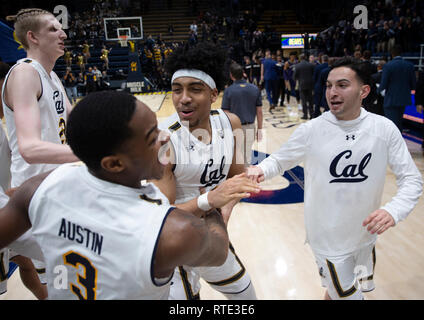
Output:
[
  {"xmin": 58, "ymin": 117, "xmax": 66, "ymax": 145},
  {"xmin": 63, "ymin": 251, "xmax": 97, "ymax": 300}
]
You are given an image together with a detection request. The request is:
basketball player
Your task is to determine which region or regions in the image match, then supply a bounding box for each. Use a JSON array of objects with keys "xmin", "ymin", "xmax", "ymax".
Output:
[
  {"xmin": 2, "ymin": 8, "xmax": 79, "ymax": 298},
  {"xmin": 0, "ymin": 91, "xmax": 245, "ymax": 299},
  {"xmin": 1, "ymin": 61, "xmax": 48, "ymax": 300},
  {"xmin": 247, "ymin": 57, "xmax": 423, "ymax": 300},
  {"xmin": 154, "ymin": 42, "xmax": 259, "ymax": 300}
]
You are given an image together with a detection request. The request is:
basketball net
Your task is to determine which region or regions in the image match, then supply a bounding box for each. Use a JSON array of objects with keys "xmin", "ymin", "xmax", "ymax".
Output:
[{"xmin": 118, "ymin": 35, "xmax": 128, "ymax": 47}]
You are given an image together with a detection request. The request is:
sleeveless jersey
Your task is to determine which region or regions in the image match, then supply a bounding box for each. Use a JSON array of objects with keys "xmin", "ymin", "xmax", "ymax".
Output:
[
  {"xmin": 0, "ymin": 125, "xmax": 11, "ymax": 191},
  {"xmin": 1, "ymin": 58, "xmax": 67, "ymax": 187},
  {"xmin": 28, "ymin": 163, "xmax": 174, "ymax": 299},
  {"xmin": 159, "ymin": 109, "xmax": 234, "ymax": 204}
]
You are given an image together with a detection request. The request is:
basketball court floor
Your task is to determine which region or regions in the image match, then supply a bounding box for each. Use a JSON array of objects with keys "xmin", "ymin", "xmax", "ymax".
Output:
[{"xmin": 1, "ymin": 92, "xmax": 423, "ymax": 300}]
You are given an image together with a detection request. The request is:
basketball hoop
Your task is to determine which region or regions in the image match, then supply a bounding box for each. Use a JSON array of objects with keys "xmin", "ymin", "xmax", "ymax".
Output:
[{"xmin": 118, "ymin": 35, "xmax": 128, "ymax": 47}]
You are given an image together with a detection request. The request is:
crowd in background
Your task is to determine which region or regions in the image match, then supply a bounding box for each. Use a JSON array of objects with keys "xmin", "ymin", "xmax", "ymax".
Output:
[
  {"xmin": 44, "ymin": 0, "xmax": 424, "ymax": 96},
  {"xmin": 310, "ymin": 0, "xmax": 424, "ymax": 58}
]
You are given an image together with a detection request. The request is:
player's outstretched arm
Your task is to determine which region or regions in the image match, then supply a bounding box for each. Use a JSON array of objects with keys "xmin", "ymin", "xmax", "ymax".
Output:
[
  {"xmin": 0, "ymin": 171, "xmax": 50, "ymax": 249},
  {"xmin": 153, "ymin": 208, "xmax": 229, "ymax": 279},
  {"xmin": 246, "ymin": 165, "xmax": 265, "ymax": 183}
]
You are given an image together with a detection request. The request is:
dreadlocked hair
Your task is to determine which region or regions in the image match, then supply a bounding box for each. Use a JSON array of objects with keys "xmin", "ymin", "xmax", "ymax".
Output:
[
  {"xmin": 164, "ymin": 42, "xmax": 227, "ymax": 92},
  {"xmin": 6, "ymin": 8, "xmax": 53, "ymax": 50}
]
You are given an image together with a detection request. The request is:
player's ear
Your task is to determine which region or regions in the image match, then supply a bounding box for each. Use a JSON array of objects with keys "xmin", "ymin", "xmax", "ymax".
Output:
[
  {"xmin": 100, "ymin": 156, "xmax": 125, "ymax": 173},
  {"xmin": 27, "ymin": 30, "xmax": 39, "ymax": 47},
  {"xmin": 360, "ymin": 84, "xmax": 371, "ymax": 100},
  {"xmin": 210, "ymin": 88, "xmax": 218, "ymax": 103}
]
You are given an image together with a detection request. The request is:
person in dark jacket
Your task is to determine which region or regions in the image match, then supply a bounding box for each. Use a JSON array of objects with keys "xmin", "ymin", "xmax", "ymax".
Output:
[
  {"xmin": 378, "ymin": 45, "xmax": 416, "ymax": 132},
  {"xmin": 293, "ymin": 54, "xmax": 315, "ymax": 119}
]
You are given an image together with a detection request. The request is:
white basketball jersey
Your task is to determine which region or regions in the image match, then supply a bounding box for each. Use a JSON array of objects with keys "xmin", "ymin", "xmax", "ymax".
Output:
[
  {"xmin": 28, "ymin": 163, "xmax": 174, "ymax": 300},
  {"xmin": 0, "ymin": 125, "xmax": 11, "ymax": 191},
  {"xmin": 159, "ymin": 109, "xmax": 234, "ymax": 203},
  {"xmin": 1, "ymin": 58, "xmax": 67, "ymax": 187}
]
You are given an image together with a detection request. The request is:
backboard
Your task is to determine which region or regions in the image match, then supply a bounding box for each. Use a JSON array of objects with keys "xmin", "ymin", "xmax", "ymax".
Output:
[{"xmin": 104, "ymin": 17, "xmax": 143, "ymax": 41}]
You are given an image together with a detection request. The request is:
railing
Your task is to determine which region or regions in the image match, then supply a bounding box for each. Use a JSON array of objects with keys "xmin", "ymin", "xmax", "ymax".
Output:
[{"xmin": 371, "ymin": 44, "xmax": 424, "ymax": 71}]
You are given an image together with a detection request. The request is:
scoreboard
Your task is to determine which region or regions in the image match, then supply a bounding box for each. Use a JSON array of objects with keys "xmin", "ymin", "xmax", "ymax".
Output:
[{"xmin": 281, "ymin": 33, "xmax": 317, "ymax": 49}]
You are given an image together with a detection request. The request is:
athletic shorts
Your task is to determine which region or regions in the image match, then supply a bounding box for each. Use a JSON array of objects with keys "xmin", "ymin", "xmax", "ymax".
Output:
[{"xmin": 314, "ymin": 243, "xmax": 376, "ymax": 300}]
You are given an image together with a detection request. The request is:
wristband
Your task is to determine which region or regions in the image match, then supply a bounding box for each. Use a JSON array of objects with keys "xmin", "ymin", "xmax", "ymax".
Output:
[{"xmin": 197, "ymin": 192, "xmax": 212, "ymax": 211}]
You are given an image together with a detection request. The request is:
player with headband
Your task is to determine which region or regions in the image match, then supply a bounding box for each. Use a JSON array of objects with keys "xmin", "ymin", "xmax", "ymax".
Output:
[{"xmin": 152, "ymin": 42, "xmax": 258, "ymax": 300}]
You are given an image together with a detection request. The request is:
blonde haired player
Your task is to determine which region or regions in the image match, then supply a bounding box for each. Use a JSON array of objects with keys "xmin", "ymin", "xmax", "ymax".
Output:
[{"xmin": 1, "ymin": 8, "xmax": 79, "ymax": 299}]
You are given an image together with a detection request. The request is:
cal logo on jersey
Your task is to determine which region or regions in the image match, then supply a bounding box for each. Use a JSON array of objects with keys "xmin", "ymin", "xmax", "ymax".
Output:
[
  {"xmin": 53, "ymin": 90, "xmax": 65, "ymax": 115},
  {"xmin": 329, "ymin": 150, "xmax": 372, "ymax": 183},
  {"xmin": 200, "ymin": 156, "xmax": 226, "ymax": 187}
]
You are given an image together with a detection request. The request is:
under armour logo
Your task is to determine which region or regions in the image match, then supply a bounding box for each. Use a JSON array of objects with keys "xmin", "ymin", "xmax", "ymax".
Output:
[{"xmin": 346, "ymin": 134, "xmax": 356, "ymax": 140}]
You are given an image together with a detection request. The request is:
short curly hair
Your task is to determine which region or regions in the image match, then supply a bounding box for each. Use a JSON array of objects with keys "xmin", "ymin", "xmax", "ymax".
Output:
[
  {"xmin": 164, "ymin": 42, "xmax": 227, "ymax": 92},
  {"xmin": 66, "ymin": 91, "xmax": 136, "ymax": 171}
]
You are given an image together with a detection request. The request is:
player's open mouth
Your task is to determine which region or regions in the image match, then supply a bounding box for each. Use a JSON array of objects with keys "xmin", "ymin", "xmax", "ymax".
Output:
[
  {"xmin": 331, "ymin": 101, "xmax": 343, "ymax": 107},
  {"xmin": 180, "ymin": 110, "xmax": 194, "ymax": 117}
]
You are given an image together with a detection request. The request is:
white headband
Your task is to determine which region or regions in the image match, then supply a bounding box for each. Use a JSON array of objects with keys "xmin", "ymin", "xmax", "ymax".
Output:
[{"xmin": 171, "ymin": 69, "xmax": 216, "ymax": 90}]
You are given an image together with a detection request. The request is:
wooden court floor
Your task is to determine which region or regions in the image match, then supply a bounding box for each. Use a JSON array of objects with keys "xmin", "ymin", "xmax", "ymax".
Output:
[{"xmin": 1, "ymin": 92, "xmax": 423, "ymax": 300}]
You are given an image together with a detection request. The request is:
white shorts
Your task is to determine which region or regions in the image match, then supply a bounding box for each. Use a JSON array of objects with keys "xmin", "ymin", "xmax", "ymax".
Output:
[
  {"xmin": 169, "ymin": 244, "xmax": 252, "ymax": 300},
  {"xmin": 314, "ymin": 243, "xmax": 376, "ymax": 300}
]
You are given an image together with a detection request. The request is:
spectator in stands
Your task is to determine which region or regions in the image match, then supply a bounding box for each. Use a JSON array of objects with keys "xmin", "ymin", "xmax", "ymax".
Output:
[
  {"xmin": 354, "ymin": 50, "xmax": 362, "ymax": 60},
  {"xmin": 63, "ymin": 68, "xmax": 78, "ymax": 105},
  {"xmin": 99, "ymin": 71, "xmax": 111, "ymax": 90},
  {"xmin": 146, "ymin": 34, "xmax": 155, "ymax": 52},
  {"xmin": 188, "ymin": 30, "xmax": 197, "ymax": 46},
  {"xmin": 190, "ymin": 20, "xmax": 198, "ymax": 36},
  {"xmin": 92, "ymin": 66, "xmax": 102, "ymax": 87},
  {"xmin": 76, "ymin": 72, "xmax": 86, "ymax": 97},
  {"xmin": 168, "ymin": 23, "xmax": 174, "ymax": 36},
  {"xmin": 84, "ymin": 67, "xmax": 97, "ymax": 94},
  {"xmin": 366, "ymin": 20, "xmax": 378, "ymax": 54},
  {"xmin": 153, "ymin": 44, "xmax": 162, "ymax": 67},
  {"xmin": 379, "ymin": 45, "xmax": 416, "ymax": 132},
  {"xmin": 201, "ymin": 21, "xmax": 209, "ymax": 42}
]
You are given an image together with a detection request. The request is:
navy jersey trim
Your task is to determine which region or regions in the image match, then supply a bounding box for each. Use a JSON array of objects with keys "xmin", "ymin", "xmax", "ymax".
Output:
[
  {"xmin": 168, "ymin": 122, "xmax": 181, "ymax": 132},
  {"xmin": 150, "ymin": 207, "xmax": 176, "ymax": 287}
]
